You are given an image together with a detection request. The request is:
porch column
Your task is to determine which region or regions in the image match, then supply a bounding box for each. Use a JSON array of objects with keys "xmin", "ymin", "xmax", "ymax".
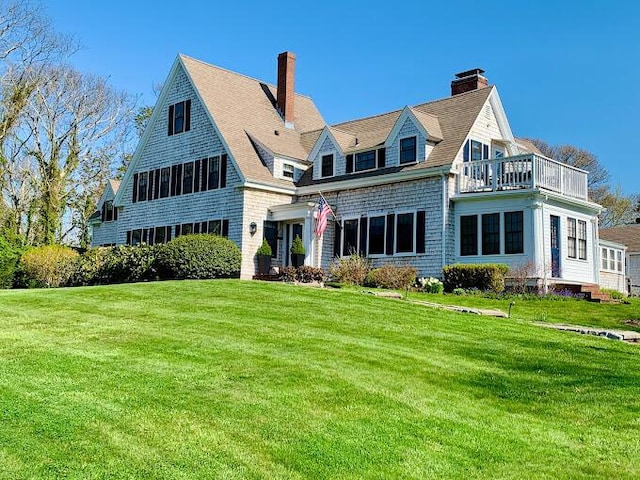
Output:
[
  {"xmin": 531, "ymin": 199, "xmax": 545, "ymax": 284},
  {"xmin": 303, "ymin": 215, "xmax": 314, "ymax": 266}
]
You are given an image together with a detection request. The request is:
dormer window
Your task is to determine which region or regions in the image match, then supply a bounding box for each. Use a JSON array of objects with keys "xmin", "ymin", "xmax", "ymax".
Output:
[
  {"xmin": 346, "ymin": 148, "xmax": 386, "ymax": 174},
  {"xmin": 101, "ymin": 200, "xmax": 117, "ymax": 222},
  {"xmin": 168, "ymin": 100, "xmax": 191, "ymax": 136},
  {"xmin": 283, "ymin": 163, "xmax": 294, "ymax": 179},
  {"xmin": 321, "ymin": 154, "xmax": 334, "ymax": 178},
  {"xmin": 400, "ymin": 136, "xmax": 417, "ymax": 164}
]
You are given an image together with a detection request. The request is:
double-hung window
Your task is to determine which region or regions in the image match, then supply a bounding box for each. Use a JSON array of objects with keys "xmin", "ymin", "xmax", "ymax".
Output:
[
  {"xmin": 460, "ymin": 215, "xmax": 478, "ymax": 256},
  {"xmin": 396, "ymin": 213, "xmax": 414, "ymax": 253},
  {"xmin": 321, "ymin": 154, "xmax": 334, "ymax": 178},
  {"xmin": 504, "ymin": 211, "xmax": 524, "ymax": 254},
  {"xmin": 368, "ymin": 216, "xmax": 385, "ymax": 255},
  {"xmin": 342, "ymin": 219, "xmax": 359, "ymax": 256},
  {"xmin": 482, "ymin": 213, "xmax": 500, "ymax": 255},
  {"xmin": 355, "ymin": 151, "xmax": 376, "ymax": 172},
  {"xmin": 399, "ymin": 137, "xmax": 417, "ymax": 164},
  {"xmin": 168, "ymin": 100, "xmax": 191, "ymax": 136},
  {"xmin": 568, "ymin": 218, "xmax": 587, "ymax": 260},
  {"xmin": 577, "ymin": 220, "xmax": 587, "ymax": 260},
  {"xmin": 283, "ymin": 163, "xmax": 294, "ymax": 179}
]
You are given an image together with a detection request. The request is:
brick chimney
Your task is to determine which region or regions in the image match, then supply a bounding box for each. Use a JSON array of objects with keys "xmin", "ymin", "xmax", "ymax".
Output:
[
  {"xmin": 277, "ymin": 51, "xmax": 296, "ymax": 126},
  {"xmin": 451, "ymin": 68, "xmax": 488, "ymax": 96}
]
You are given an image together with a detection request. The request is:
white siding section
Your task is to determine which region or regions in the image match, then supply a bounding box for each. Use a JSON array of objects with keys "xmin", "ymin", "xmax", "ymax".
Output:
[
  {"xmin": 454, "ymin": 98, "xmax": 504, "ymax": 167},
  {"xmin": 453, "ymin": 195, "xmax": 535, "ymax": 271}
]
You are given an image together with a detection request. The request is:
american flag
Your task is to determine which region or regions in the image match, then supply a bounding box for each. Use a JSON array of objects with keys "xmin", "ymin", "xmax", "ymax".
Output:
[{"xmin": 315, "ymin": 195, "xmax": 331, "ymax": 237}]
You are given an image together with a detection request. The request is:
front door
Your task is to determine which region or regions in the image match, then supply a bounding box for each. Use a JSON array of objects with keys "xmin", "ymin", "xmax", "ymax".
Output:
[{"xmin": 550, "ymin": 215, "xmax": 560, "ymax": 278}]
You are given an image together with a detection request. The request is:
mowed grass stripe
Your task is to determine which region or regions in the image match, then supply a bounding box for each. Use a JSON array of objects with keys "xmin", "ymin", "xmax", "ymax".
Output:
[{"xmin": 0, "ymin": 280, "xmax": 639, "ymax": 479}]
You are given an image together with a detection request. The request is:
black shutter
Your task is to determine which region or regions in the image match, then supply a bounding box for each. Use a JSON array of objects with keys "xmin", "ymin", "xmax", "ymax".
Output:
[
  {"xmin": 221, "ymin": 219, "xmax": 229, "ymax": 238},
  {"xmin": 463, "ymin": 140, "xmax": 470, "ymax": 162},
  {"xmin": 166, "ymin": 226, "xmax": 172, "ymax": 242},
  {"xmin": 101, "ymin": 204, "xmax": 106, "ymax": 222},
  {"xmin": 147, "ymin": 170, "xmax": 154, "ymax": 201},
  {"xmin": 377, "ymin": 148, "xmax": 386, "ymax": 168},
  {"xmin": 175, "ymin": 224, "xmax": 181, "ymax": 237},
  {"xmin": 142, "ymin": 228, "xmax": 148, "ymax": 244},
  {"xmin": 416, "ymin": 210, "xmax": 426, "ymax": 254},
  {"xmin": 154, "ymin": 168, "xmax": 160, "ymax": 199},
  {"xmin": 220, "ymin": 154, "xmax": 227, "ymax": 188},
  {"xmin": 194, "ymin": 159, "xmax": 201, "ymax": 193},
  {"xmin": 132, "ymin": 173, "xmax": 139, "ymax": 203},
  {"xmin": 184, "ymin": 99, "xmax": 191, "ymax": 132},
  {"xmin": 170, "ymin": 165, "xmax": 178, "ymax": 196},
  {"xmin": 113, "ymin": 206, "xmax": 118, "ymax": 221},
  {"xmin": 147, "ymin": 227, "xmax": 155, "ymax": 246},
  {"xmin": 333, "ymin": 220, "xmax": 341, "ymax": 258},
  {"xmin": 346, "ymin": 154, "xmax": 354, "ymax": 173},
  {"xmin": 194, "ymin": 222, "xmax": 200, "ymax": 234},
  {"xmin": 168, "ymin": 104, "xmax": 174, "ymax": 136},
  {"xmin": 175, "ymin": 164, "xmax": 183, "ymax": 195},
  {"xmin": 386, "ymin": 214, "xmax": 395, "ymax": 255},
  {"xmin": 200, "ymin": 157, "xmax": 209, "ymax": 191},
  {"xmin": 359, "ymin": 216, "xmax": 368, "ymax": 257},
  {"xmin": 483, "ymin": 143, "xmax": 489, "ymax": 160},
  {"xmin": 126, "ymin": 230, "xmax": 131, "ymax": 245}
]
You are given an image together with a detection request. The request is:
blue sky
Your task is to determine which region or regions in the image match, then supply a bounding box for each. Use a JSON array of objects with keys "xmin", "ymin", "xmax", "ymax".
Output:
[{"xmin": 45, "ymin": 0, "xmax": 639, "ymax": 194}]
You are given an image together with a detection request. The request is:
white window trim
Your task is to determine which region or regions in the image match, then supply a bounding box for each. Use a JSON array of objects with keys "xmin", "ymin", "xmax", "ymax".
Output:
[
  {"xmin": 282, "ymin": 162, "xmax": 295, "ymax": 180},
  {"xmin": 399, "ymin": 135, "xmax": 418, "ymax": 165},
  {"xmin": 353, "ymin": 149, "xmax": 380, "ymax": 174},
  {"xmin": 367, "ymin": 213, "xmax": 387, "ymax": 258},
  {"xmin": 394, "ymin": 210, "xmax": 417, "ymax": 256},
  {"xmin": 340, "ymin": 216, "xmax": 360, "ymax": 257}
]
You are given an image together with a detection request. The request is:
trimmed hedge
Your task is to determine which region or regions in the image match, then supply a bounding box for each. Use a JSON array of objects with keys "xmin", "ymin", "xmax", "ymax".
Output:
[
  {"xmin": 156, "ymin": 234, "xmax": 241, "ymax": 279},
  {"xmin": 98, "ymin": 245, "xmax": 159, "ymax": 284},
  {"xmin": 20, "ymin": 245, "xmax": 79, "ymax": 288},
  {"xmin": 442, "ymin": 263, "xmax": 509, "ymax": 293}
]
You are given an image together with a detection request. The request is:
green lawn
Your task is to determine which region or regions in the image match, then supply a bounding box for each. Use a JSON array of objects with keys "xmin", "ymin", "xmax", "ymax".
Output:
[{"xmin": 1, "ymin": 280, "xmax": 639, "ymax": 479}]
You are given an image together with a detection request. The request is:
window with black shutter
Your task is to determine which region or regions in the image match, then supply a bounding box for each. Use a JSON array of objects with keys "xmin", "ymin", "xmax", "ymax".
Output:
[
  {"xmin": 170, "ymin": 165, "xmax": 178, "ymax": 196},
  {"xmin": 153, "ymin": 168, "xmax": 161, "ymax": 200},
  {"xmin": 346, "ymin": 154, "xmax": 354, "ymax": 174},
  {"xmin": 194, "ymin": 159, "xmax": 201, "ymax": 193},
  {"xmin": 368, "ymin": 216, "xmax": 385, "ymax": 255},
  {"xmin": 343, "ymin": 219, "xmax": 359, "ymax": 256},
  {"xmin": 416, "ymin": 210, "xmax": 426, "ymax": 254},
  {"xmin": 385, "ymin": 214, "xmax": 395, "ymax": 255},
  {"xmin": 182, "ymin": 161, "xmax": 193, "ymax": 194},
  {"xmin": 264, "ymin": 221, "xmax": 278, "ymax": 258},
  {"xmin": 147, "ymin": 170, "xmax": 154, "ymax": 200},
  {"xmin": 321, "ymin": 154, "xmax": 334, "ymax": 178},
  {"xmin": 399, "ymin": 137, "xmax": 417, "ymax": 164},
  {"xmin": 160, "ymin": 167, "xmax": 170, "ymax": 198},
  {"xmin": 138, "ymin": 172, "xmax": 148, "ymax": 202},
  {"xmin": 200, "ymin": 158, "xmax": 209, "ymax": 191},
  {"xmin": 333, "ymin": 221, "xmax": 341, "ymax": 258},
  {"xmin": 220, "ymin": 154, "xmax": 227, "ymax": 188},
  {"xmin": 221, "ymin": 219, "xmax": 229, "ymax": 238},
  {"xmin": 168, "ymin": 100, "xmax": 191, "ymax": 136},
  {"xmin": 175, "ymin": 164, "xmax": 183, "ymax": 196},
  {"xmin": 132, "ymin": 173, "xmax": 139, "ymax": 202},
  {"xmin": 377, "ymin": 148, "xmax": 386, "ymax": 168},
  {"xmin": 359, "ymin": 217, "xmax": 368, "ymax": 257},
  {"xmin": 396, "ymin": 213, "xmax": 414, "ymax": 253},
  {"xmin": 208, "ymin": 156, "xmax": 219, "ymax": 190}
]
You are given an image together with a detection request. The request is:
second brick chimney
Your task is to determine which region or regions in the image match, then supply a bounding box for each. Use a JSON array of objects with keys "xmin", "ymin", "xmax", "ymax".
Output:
[
  {"xmin": 451, "ymin": 68, "xmax": 488, "ymax": 96},
  {"xmin": 277, "ymin": 51, "xmax": 296, "ymax": 127}
]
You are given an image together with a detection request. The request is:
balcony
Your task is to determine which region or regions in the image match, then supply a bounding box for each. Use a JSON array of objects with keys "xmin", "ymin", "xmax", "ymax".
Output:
[{"xmin": 457, "ymin": 153, "xmax": 589, "ymax": 201}]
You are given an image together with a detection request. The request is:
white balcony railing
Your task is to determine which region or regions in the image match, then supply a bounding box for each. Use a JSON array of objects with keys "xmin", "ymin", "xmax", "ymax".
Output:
[{"xmin": 457, "ymin": 153, "xmax": 588, "ymax": 201}]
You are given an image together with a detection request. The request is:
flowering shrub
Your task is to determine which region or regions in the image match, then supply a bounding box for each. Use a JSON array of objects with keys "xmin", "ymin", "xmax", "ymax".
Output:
[{"xmin": 418, "ymin": 276, "xmax": 444, "ymax": 294}]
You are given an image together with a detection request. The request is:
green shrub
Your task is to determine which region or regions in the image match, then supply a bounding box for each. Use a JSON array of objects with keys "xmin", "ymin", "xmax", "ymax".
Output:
[
  {"xmin": 601, "ymin": 288, "xmax": 625, "ymax": 300},
  {"xmin": 442, "ymin": 263, "xmax": 509, "ymax": 293},
  {"xmin": 157, "ymin": 234, "xmax": 241, "ymax": 279},
  {"xmin": 20, "ymin": 245, "xmax": 79, "ymax": 288},
  {"xmin": 328, "ymin": 253, "xmax": 370, "ymax": 285},
  {"xmin": 256, "ymin": 239, "xmax": 272, "ymax": 257},
  {"xmin": 99, "ymin": 245, "xmax": 159, "ymax": 284},
  {"xmin": 452, "ymin": 287, "xmax": 466, "ymax": 295},
  {"xmin": 0, "ymin": 234, "xmax": 24, "ymax": 288},
  {"xmin": 68, "ymin": 247, "xmax": 110, "ymax": 286},
  {"xmin": 290, "ymin": 235, "xmax": 305, "ymax": 255},
  {"xmin": 366, "ymin": 264, "xmax": 417, "ymax": 290}
]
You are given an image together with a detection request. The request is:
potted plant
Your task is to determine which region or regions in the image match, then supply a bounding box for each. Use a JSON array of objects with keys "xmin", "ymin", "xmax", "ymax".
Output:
[
  {"xmin": 290, "ymin": 235, "xmax": 305, "ymax": 268},
  {"xmin": 256, "ymin": 239, "xmax": 272, "ymax": 275}
]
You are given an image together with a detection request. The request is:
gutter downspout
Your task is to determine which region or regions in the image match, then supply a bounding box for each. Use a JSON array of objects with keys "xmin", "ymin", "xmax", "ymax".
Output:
[{"xmin": 441, "ymin": 172, "xmax": 448, "ymax": 273}]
